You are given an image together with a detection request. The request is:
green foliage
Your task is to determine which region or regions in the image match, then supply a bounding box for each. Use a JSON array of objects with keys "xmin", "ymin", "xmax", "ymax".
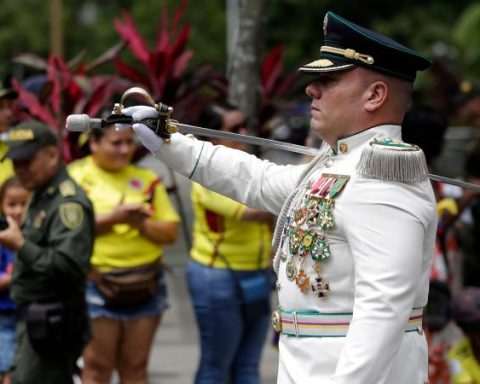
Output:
[
  {"xmin": 453, "ymin": 3, "xmax": 480, "ymax": 78},
  {"xmin": 0, "ymin": 0, "xmax": 477, "ymax": 107},
  {"xmin": 0, "ymin": 0, "xmax": 51, "ymax": 66}
]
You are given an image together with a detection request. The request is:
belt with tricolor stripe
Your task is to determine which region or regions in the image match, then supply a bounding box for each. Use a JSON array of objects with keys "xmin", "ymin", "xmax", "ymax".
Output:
[{"xmin": 271, "ymin": 307, "xmax": 424, "ymax": 337}]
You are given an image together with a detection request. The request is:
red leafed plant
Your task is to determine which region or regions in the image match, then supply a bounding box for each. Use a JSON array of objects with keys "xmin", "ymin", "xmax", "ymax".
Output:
[
  {"xmin": 113, "ymin": 2, "xmax": 228, "ymax": 127},
  {"xmin": 257, "ymin": 44, "xmax": 299, "ymax": 137},
  {"xmin": 113, "ymin": 0, "xmax": 194, "ymax": 104},
  {"xmin": 12, "ymin": 44, "xmax": 126, "ymax": 162}
]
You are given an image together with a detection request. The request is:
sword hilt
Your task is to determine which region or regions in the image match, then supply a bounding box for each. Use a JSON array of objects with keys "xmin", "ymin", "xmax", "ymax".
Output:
[{"xmin": 111, "ymin": 87, "xmax": 177, "ymax": 144}]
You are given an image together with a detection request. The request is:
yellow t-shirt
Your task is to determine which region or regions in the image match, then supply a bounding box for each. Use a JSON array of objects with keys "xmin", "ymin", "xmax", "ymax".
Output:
[
  {"xmin": 68, "ymin": 156, "xmax": 180, "ymax": 270},
  {"xmin": 0, "ymin": 143, "xmax": 14, "ymax": 187},
  {"xmin": 448, "ymin": 337, "xmax": 480, "ymax": 384},
  {"xmin": 190, "ymin": 183, "xmax": 272, "ymax": 271}
]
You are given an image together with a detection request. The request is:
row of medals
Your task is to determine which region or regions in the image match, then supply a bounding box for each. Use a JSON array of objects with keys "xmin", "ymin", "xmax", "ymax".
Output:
[{"xmin": 279, "ymin": 174, "xmax": 349, "ymax": 297}]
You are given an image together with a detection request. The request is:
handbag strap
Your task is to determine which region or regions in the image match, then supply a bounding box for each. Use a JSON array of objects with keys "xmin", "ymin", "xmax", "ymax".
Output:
[{"xmin": 205, "ymin": 226, "xmax": 266, "ymax": 271}]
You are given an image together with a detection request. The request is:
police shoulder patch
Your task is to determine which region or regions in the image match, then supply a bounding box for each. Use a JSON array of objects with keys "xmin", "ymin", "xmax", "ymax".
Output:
[
  {"xmin": 59, "ymin": 180, "xmax": 76, "ymax": 197},
  {"xmin": 59, "ymin": 202, "xmax": 84, "ymax": 230}
]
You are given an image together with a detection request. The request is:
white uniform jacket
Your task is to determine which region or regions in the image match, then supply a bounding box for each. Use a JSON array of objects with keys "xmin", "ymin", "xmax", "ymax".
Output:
[{"xmin": 154, "ymin": 124, "xmax": 436, "ymax": 384}]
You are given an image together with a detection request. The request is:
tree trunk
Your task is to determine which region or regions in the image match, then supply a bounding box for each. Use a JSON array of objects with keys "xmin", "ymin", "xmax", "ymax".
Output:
[{"xmin": 227, "ymin": 0, "xmax": 268, "ymax": 132}]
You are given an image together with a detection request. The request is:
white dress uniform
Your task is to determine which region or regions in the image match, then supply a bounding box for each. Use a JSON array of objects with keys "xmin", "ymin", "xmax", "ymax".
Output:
[{"xmin": 151, "ymin": 123, "xmax": 436, "ymax": 383}]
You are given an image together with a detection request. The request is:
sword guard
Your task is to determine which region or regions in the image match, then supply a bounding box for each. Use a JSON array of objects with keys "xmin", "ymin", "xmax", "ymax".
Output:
[{"xmin": 111, "ymin": 87, "xmax": 176, "ymax": 144}]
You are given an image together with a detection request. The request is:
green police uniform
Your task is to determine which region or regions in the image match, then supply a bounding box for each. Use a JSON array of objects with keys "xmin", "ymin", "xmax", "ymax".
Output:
[{"xmin": 2, "ymin": 121, "xmax": 94, "ymax": 384}]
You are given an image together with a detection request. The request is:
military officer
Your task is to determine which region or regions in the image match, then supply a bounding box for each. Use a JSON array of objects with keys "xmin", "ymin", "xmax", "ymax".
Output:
[
  {"xmin": 0, "ymin": 120, "xmax": 94, "ymax": 384},
  {"xmin": 123, "ymin": 11, "xmax": 435, "ymax": 384}
]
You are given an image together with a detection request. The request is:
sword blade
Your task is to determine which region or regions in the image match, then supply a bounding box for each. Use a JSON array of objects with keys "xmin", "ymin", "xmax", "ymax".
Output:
[
  {"xmin": 176, "ymin": 123, "xmax": 320, "ymax": 156},
  {"xmin": 428, "ymin": 174, "xmax": 480, "ymax": 193},
  {"xmin": 175, "ymin": 123, "xmax": 480, "ymax": 192}
]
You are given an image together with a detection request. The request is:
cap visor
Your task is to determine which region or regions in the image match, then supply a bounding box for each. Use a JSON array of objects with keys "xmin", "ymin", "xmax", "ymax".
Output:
[{"xmin": 2, "ymin": 142, "xmax": 38, "ymax": 161}]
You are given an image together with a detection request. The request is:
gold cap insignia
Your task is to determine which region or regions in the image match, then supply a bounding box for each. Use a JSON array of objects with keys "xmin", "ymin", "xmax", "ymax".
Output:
[
  {"xmin": 8, "ymin": 129, "xmax": 34, "ymax": 141},
  {"xmin": 59, "ymin": 202, "xmax": 83, "ymax": 230},
  {"xmin": 308, "ymin": 59, "xmax": 334, "ymax": 68}
]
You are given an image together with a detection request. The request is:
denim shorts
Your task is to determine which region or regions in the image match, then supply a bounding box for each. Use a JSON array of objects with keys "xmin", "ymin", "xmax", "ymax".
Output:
[
  {"xmin": 0, "ymin": 312, "xmax": 16, "ymax": 373},
  {"xmin": 86, "ymin": 269, "xmax": 168, "ymax": 321}
]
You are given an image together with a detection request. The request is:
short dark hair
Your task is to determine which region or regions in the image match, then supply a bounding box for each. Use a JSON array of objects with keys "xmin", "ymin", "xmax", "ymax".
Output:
[
  {"xmin": 401, "ymin": 105, "xmax": 448, "ymax": 165},
  {"xmin": 198, "ymin": 101, "xmax": 238, "ymax": 131}
]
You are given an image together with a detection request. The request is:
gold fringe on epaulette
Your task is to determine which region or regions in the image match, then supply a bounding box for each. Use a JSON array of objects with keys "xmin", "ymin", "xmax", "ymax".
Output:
[{"xmin": 356, "ymin": 144, "xmax": 429, "ymax": 183}]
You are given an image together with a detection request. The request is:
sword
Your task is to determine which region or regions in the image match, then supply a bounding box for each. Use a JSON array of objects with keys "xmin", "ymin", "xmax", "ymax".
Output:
[
  {"xmin": 174, "ymin": 124, "xmax": 480, "ymax": 193},
  {"xmin": 66, "ymin": 114, "xmax": 480, "ymax": 193},
  {"xmin": 65, "ymin": 86, "xmax": 480, "ymax": 193},
  {"xmin": 175, "ymin": 123, "xmax": 319, "ymax": 157}
]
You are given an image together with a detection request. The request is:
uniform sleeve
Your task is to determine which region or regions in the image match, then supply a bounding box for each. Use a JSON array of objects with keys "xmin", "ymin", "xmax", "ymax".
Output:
[
  {"xmin": 17, "ymin": 200, "xmax": 94, "ymax": 287},
  {"xmin": 153, "ymin": 133, "xmax": 306, "ymax": 214},
  {"xmin": 193, "ymin": 183, "xmax": 245, "ymax": 220},
  {"xmin": 331, "ymin": 178, "xmax": 435, "ymax": 383},
  {"xmin": 151, "ymin": 181, "xmax": 180, "ymax": 222}
]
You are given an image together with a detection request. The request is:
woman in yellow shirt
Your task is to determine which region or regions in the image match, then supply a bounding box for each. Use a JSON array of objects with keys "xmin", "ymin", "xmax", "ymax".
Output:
[
  {"xmin": 69, "ymin": 124, "xmax": 180, "ymax": 384},
  {"xmin": 187, "ymin": 102, "xmax": 274, "ymax": 384},
  {"xmin": 0, "ymin": 85, "xmax": 17, "ymax": 187}
]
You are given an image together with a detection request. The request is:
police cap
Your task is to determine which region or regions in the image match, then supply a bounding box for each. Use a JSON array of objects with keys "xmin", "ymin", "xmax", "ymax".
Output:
[
  {"xmin": 3, "ymin": 120, "xmax": 58, "ymax": 161},
  {"xmin": 299, "ymin": 11, "xmax": 432, "ymax": 82}
]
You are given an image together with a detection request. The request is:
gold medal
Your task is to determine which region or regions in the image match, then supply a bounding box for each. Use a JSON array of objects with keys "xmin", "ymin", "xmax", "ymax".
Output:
[
  {"xmin": 302, "ymin": 233, "xmax": 313, "ymax": 247},
  {"xmin": 295, "ymin": 268, "xmax": 310, "ymax": 293}
]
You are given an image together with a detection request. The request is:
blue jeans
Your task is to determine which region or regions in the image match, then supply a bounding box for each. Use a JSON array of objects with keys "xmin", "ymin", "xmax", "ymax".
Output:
[
  {"xmin": 186, "ymin": 260, "xmax": 271, "ymax": 384},
  {"xmin": 0, "ymin": 312, "xmax": 16, "ymax": 373}
]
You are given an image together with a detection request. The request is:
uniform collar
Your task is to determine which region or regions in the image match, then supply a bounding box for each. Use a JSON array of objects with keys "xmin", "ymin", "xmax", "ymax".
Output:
[
  {"xmin": 36, "ymin": 164, "xmax": 67, "ymax": 198},
  {"xmin": 334, "ymin": 124, "xmax": 401, "ymax": 155}
]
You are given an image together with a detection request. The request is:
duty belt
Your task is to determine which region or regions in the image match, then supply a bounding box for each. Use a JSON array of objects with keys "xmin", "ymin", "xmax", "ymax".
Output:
[{"xmin": 271, "ymin": 307, "xmax": 424, "ymax": 337}]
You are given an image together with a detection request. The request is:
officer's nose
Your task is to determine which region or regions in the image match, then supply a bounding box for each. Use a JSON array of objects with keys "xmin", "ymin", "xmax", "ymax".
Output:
[{"xmin": 306, "ymin": 83, "xmax": 321, "ymax": 99}]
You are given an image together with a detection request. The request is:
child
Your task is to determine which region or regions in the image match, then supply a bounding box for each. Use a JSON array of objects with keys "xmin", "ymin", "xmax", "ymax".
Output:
[{"xmin": 0, "ymin": 177, "xmax": 29, "ymax": 384}]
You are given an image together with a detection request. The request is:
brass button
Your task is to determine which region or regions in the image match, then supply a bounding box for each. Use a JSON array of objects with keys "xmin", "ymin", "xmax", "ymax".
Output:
[
  {"xmin": 271, "ymin": 310, "xmax": 282, "ymax": 332},
  {"xmin": 339, "ymin": 143, "xmax": 348, "ymax": 153},
  {"xmin": 417, "ymin": 326, "xmax": 424, "ymax": 335}
]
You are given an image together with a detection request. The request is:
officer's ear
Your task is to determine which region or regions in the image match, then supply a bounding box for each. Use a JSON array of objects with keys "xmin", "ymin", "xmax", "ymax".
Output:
[
  {"xmin": 43, "ymin": 145, "xmax": 61, "ymax": 163},
  {"xmin": 364, "ymin": 80, "xmax": 388, "ymax": 112}
]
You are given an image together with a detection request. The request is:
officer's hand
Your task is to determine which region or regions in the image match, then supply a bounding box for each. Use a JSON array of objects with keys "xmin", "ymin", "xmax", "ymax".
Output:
[
  {"xmin": 0, "ymin": 216, "xmax": 25, "ymax": 251},
  {"xmin": 120, "ymin": 106, "xmax": 164, "ymax": 153}
]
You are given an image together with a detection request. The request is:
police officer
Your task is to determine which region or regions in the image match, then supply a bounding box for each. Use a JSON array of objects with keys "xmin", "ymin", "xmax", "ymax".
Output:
[
  {"xmin": 122, "ymin": 11, "xmax": 436, "ymax": 384},
  {"xmin": 0, "ymin": 120, "xmax": 94, "ymax": 384}
]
